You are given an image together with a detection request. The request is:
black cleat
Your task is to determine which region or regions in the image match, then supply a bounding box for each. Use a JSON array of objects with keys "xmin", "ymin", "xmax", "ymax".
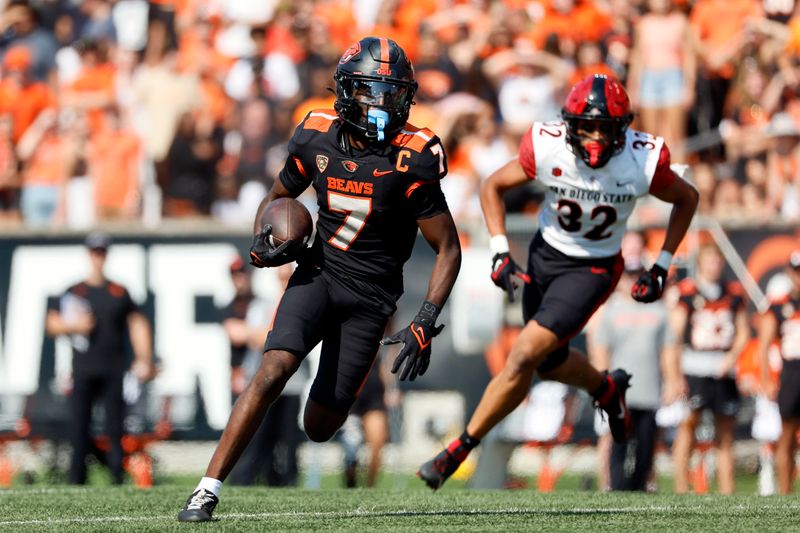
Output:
[
  {"xmin": 418, "ymin": 440, "xmax": 471, "ymax": 491},
  {"xmin": 177, "ymin": 488, "xmax": 219, "ymax": 522},
  {"xmin": 594, "ymin": 369, "xmax": 632, "ymax": 443}
]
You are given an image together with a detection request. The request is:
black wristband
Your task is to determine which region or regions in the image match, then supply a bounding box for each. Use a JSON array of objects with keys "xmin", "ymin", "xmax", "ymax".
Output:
[{"xmin": 414, "ymin": 300, "xmax": 441, "ymax": 327}]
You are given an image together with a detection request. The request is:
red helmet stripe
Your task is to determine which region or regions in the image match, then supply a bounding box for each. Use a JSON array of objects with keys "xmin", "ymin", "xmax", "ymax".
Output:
[
  {"xmin": 379, "ymin": 37, "xmax": 390, "ymax": 63},
  {"xmin": 603, "ymin": 76, "xmax": 630, "ymax": 118},
  {"xmin": 565, "ymin": 77, "xmax": 592, "ymax": 114}
]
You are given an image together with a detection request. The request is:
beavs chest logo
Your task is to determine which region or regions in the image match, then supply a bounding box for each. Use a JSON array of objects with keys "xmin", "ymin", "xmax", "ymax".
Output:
[{"xmin": 327, "ymin": 177, "xmax": 373, "ymax": 195}]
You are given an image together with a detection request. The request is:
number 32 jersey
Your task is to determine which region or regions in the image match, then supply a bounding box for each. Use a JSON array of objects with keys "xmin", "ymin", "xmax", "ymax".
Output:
[
  {"xmin": 278, "ymin": 109, "xmax": 448, "ymax": 285},
  {"xmin": 518, "ymin": 121, "xmax": 676, "ymax": 258}
]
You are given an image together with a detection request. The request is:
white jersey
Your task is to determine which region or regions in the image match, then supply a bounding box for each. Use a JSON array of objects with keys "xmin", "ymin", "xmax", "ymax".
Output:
[{"xmin": 519, "ymin": 121, "xmax": 670, "ymax": 258}]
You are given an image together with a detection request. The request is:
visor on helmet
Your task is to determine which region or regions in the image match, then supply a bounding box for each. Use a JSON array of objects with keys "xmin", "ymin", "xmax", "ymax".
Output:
[{"xmin": 347, "ymin": 79, "xmax": 410, "ymax": 109}]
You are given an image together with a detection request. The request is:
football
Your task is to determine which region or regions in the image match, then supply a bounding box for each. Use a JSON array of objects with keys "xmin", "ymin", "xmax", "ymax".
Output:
[{"xmin": 258, "ymin": 197, "xmax": 313, "ymax": 246}]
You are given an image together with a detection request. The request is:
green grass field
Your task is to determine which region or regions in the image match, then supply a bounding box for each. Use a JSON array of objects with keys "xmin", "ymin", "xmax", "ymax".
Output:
[{"xmin": 4, "ymin": 475, "xmax": 800, "ymax": 532}]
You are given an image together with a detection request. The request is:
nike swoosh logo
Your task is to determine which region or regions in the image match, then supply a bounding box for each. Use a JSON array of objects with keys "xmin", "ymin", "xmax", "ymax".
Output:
[
  {"xmin": 616, "ymin": 181, "xmax": 632, "ymax": 187},
  {"xmin": 591, "ymin": 267, "xmax": 607, "ymax": 275},
  {"xmin": 411, "ymin": 325, "xmax": 431, "ymax": 349},
  {"xmin": 373, "ymin": 169, "xmax": 392, "ymax": 177}
]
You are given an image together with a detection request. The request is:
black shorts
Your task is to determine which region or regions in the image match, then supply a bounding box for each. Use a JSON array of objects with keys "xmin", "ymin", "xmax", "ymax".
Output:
[
  {"xmin": 522, "ymin": 232, "xmax": 623, "ymax": 371},
  {"xmin": 266, "ymin": 266, "xmax": 393, "ymax": 415},
  {"xmin": 350, "ymin": 363, "xmax": 386, "ymax": 417},
  {"xmin": 686, "ymin": 376, "xmax": 740, "ymax": 416},
  {"xmin": 778, "ymin": 360, "xmax": 800, "ymax": 419}
]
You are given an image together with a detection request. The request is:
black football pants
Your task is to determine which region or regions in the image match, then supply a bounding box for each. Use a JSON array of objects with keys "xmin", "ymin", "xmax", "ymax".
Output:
[{"xmin": 69, "ymin": 374, "xmax": 124, "ymax": 484}]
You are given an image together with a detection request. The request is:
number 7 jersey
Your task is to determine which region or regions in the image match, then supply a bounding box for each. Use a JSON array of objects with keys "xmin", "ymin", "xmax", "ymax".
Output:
[
  {"xmin": 519, "ymin": 121, "xmax": 676, "ymax": 258},
  {"xmin": 278, "ymin": 109, "xmax": 449, "ymax": 284}
]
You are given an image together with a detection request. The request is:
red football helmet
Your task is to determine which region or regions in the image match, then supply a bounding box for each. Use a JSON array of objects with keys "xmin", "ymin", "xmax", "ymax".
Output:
[{"xmin": 561, "ymin": 74, "xmax": 633, "ymax": 168}]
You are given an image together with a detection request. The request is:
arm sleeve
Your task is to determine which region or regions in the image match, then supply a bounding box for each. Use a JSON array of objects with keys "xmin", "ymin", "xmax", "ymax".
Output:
[
  {"xmin": 648, "ymin": 144, "xmax": 677, "ymax": 194},
  {"xmin": 277, "ymin": 122, "xmax": 313, "ymax": 196},
  {"xmin": 517, "ymin": 127, "xmax": 537, "ymax": 180}
]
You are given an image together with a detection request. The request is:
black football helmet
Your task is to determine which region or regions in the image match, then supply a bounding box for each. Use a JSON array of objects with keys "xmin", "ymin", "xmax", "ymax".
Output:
[
  {"xmin": 334, "ymin": 36, "xmax": 417, "ymax": 143},
  {"xmin": 561, "ymin": 74, "xmax": 633, "ymax": 168}
]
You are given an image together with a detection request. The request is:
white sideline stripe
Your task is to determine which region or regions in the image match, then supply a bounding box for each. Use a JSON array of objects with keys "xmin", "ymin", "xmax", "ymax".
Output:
[{"xmin": 3, "ymin": 505, "xmax": 800, "ymax": 526}]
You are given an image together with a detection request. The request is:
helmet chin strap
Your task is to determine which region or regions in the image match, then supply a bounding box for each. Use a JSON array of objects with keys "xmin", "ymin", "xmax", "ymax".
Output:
[{"xmin": 367, "ymin": 108, "xmax": 390, "ymax": 141}]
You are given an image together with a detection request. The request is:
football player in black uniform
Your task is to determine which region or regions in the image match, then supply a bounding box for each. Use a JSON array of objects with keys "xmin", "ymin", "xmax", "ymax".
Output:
[
  {"xmin": 759, "ymin": 250, "xmax": 800, "ymax": 494},
  {"xmin": 179, "ymin": 37, "xmax": 461, "ymax": 522}
]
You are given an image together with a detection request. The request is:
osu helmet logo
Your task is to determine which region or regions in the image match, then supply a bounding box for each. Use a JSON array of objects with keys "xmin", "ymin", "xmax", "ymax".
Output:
[{"xmin": 339, "ymin": 42, "xmax": 361, "ymax": 64}]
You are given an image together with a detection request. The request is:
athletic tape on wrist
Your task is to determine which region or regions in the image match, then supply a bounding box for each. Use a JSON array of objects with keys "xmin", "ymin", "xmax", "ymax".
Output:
[
  {"xmin": 655, "ymin": 250, "xmax": 673, "ymax": 271},
  {"xmin": 489, "ymin": 234, "xmax": 510, "ymax": 255}
]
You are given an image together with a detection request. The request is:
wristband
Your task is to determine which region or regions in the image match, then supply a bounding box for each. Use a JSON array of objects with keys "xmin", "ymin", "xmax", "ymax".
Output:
[
  {"xmin": 490, "ymin": 234, "xmax": 510, "ymax": 255},
  {"xmin": 655, "ymin": 250, "xmax": 673, "ymax": 271},
  {"xmin": 415, "ymin": 300, "xmax": 441, "ymax": 327}
]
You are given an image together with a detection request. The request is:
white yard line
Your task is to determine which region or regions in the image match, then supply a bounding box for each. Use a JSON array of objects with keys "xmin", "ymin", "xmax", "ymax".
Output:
[{"xmin": 2, "ymin": 505, "xmax": 800, "ymax": 526}]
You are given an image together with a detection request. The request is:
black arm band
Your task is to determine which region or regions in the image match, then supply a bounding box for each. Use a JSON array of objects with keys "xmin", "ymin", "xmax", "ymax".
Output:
[{"xmin": 414, "ymin": 300, "xmax": 441, "ymax": 327}]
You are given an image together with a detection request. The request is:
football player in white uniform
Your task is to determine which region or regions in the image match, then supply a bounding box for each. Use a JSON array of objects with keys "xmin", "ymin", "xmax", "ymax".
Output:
[{"xmin": 419, "ymin": 74, "xmax": 699, "ymax": 490}]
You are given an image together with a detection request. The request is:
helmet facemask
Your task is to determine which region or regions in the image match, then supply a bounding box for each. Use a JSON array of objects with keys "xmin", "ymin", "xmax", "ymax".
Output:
[
  {"xmin": 563, "ymin": 114, "xmax": 632, "ymax": 168},
  {"xmin": 561, "ymin": 74, "xmax": 634, "ymax": 169}
]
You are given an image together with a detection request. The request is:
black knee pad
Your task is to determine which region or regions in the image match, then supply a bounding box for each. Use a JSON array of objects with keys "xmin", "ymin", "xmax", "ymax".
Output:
[{"xmin": 537, "ymin": 345, "xmax": 569, "ymax": 373}]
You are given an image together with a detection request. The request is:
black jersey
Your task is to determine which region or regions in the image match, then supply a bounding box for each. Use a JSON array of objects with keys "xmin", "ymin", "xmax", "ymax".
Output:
[
  {"xmin": 48, "ymin": 280, "xmax": 138, "ymax": 377},
  {"xmin": 768, "ymin": 295, "xmax": 800, "ymax": 361},
  {"xmin": 677, "ymin": 279, "xmax": 744, "ymax": 353},
  {"xmin": 279, "ymin": 109, "xmax": 449, "ymax": 285}
]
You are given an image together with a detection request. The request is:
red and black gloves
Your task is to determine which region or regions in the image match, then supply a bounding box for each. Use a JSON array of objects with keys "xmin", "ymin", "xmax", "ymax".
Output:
[
  {"xmin": 382, "ymin": 301, "xmax": 444, "ymax": 381},
  {"xmin": 490, "ymin": 253, "xmax": 531, "ymax": 302},
  {"xmin": 249, "ymin": 224, "xmax": 300, "ymax": 268},
  {"xmin": 631, "ymin": 265, "xmax": 667, "ymax": 303}
]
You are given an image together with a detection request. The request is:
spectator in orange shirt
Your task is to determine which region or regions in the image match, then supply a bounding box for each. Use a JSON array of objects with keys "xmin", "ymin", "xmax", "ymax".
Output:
[
  {"xmin": 0, "ymin": 113, "xmax": 19, "ymax": 220},
  {"xmin": 528, "ymin": 0, "xmax": 613, "ymax": 55},
  {"xmin": 15, "ymin": 109, "xmax": 75, "ymax": 227},
  {"xmin": 87, "ymin": 106, "xmax": 142, "ymax": 220},
  {"xmin": 690, "ymin": 0, "xmax": 764, "ymax": 141},
  {"xmin": 62, "ymin": 40, "xmax": 117, "ymax": 135},
  {"xmin": 569, "ymin": 40, "xmax": 616, "ymax": 88},
  {"xmin": 0, "ymin": 46, "xmax": 57, "ymax": 143}
]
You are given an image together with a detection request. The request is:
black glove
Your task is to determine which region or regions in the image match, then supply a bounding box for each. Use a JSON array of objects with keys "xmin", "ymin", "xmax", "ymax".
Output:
[
  {"xmin": 631, "ymin": 265, "xmax": 668, "ymax": 303},
  {"xmin": 491, "ymin": 252, "xmax": 531, "ymax": 302},
  {"xmin": 249, "ymin": 224, "xmax": 299, "ymax": 268},
  {"xmin": 381, "ymin": 301, "xmax": 444, "ymax": 381}
]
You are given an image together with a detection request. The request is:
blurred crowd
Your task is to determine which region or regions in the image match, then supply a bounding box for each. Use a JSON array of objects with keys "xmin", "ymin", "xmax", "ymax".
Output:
[{"xmin": 1, "ymin": 0, "xmax": 800, "ymax": 229}]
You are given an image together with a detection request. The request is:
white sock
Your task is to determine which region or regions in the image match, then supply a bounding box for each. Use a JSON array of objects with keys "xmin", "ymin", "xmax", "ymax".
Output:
[{"xmin": 196, "ymin": 477, "xmax": 222, "ymax": 497}]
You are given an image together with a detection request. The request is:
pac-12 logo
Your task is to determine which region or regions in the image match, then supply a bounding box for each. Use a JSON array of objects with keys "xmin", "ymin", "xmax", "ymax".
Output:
[
  {"xmin": 316, "ymin": 155, "xmax": 329, "ymax": 172},
  {"xmin": 339, "ymin": 42, "xmax": 361, "ymax": 64}
]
